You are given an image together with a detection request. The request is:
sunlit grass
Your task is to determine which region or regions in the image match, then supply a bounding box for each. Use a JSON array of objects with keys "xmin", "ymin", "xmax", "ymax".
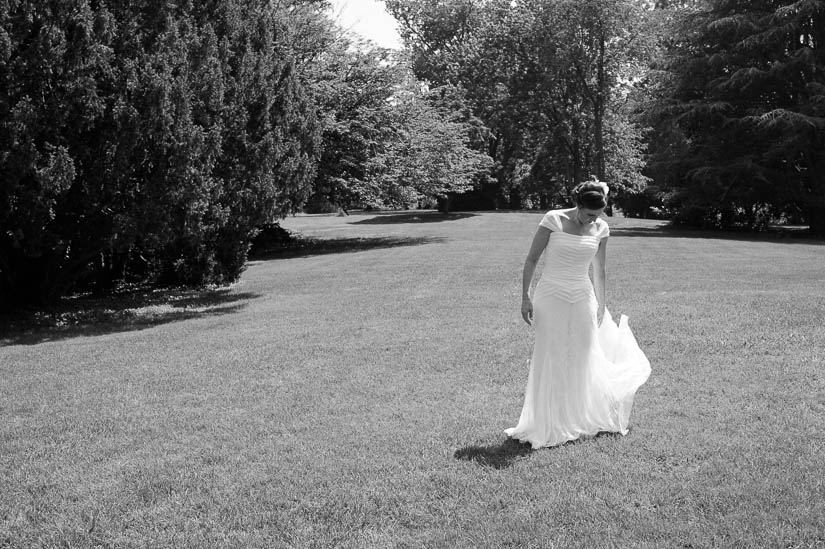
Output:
[{"xmin": 1, "ymin": 211, "xmax": 823, "ymax": 547}]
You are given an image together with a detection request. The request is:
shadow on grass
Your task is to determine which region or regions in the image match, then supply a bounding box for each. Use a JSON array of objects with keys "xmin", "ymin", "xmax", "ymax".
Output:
[
  {"xmin": 455, "ymin": 431, "xmax": 627, "ymax": 469},
  {"xmin": 0, "ymin": 287, "xmax": 259, "ymax": 346},
  {"xmin": 351, "ymin": 211, "xmax": 477, "ymax": 225},
  {"xmin": 454, "ymin": 438, "xmax": 535, "ymax": 469},
  {"xmin": 609, "ymin": 224, "xmax": 825, "ymax": 245},
  {"xmin": 249, "ymin": 235, "xmax": 445, "ymax": 260}
]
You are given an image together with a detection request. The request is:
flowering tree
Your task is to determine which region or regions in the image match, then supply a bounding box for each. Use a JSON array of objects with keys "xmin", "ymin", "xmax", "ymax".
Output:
[{"xmin": 366, "ymin": 83, "xmax": 492, "ymax": 210}]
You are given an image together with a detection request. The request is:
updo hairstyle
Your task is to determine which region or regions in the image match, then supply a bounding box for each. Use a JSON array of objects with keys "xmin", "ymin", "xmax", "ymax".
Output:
[{"xmin": 572, "ymin": 178, "xmax": 609, "ymax": 210}]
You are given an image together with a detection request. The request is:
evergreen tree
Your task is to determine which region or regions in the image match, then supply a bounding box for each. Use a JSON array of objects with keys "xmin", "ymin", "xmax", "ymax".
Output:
[
  {"xmin": 0, "ymin": 0, "xmax": 320, "ymax": 308},
  {"xmin": 652, "ymin": 0, "xmax": 825, "ymax": 232}
]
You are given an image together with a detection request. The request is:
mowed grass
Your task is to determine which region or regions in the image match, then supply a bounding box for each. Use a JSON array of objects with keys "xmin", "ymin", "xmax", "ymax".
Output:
[{"xmin": 1, "ymin": 211, "xmax": 823, "ymax": 548}]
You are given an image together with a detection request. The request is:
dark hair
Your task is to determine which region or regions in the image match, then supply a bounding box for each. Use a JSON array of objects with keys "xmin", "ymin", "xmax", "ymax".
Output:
[{"xmin": 572, "ymin": 179, "xmax": 608, "ymax": 210}]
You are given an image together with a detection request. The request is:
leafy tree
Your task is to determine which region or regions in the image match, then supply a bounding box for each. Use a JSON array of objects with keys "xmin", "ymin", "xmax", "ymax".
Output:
[
  {"xmin": 366, "ymin": 82, "xmax": 492, "ymax": 210},
  {"xmin": 386, "ymin": 0, "xmax": 512, "ymax": 208},
  {"xmin": 303, "ymin": 37, "xmax": 405, "ymax": 212},
  {"xmin": 300, "ymin": 18, "xmax": 490, "ymax": 213},
  {"xmin": 507, "ymin": 0, "xmax": 652, "ymax": 205},
  {"xmin": 386, "ymin": 0, "xmax": 482, "ymax": 86},
  {"xmin": 385, "ymin": 0, "xmax": 652, "ymax": 209}
]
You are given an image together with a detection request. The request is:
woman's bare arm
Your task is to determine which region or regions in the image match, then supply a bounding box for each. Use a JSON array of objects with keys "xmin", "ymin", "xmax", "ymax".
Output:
[
  {"xmin": 592, "ymin": 236, "xmax": 608, "ymax": 325},
  {"xmin": 521, "ymin": 226, "xmax": 551, "ymax": 325}
]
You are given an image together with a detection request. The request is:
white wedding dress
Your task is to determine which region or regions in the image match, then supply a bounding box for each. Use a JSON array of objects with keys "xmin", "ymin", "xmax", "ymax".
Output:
[{"xmin": 505, "ymin": 210, "xmax": 651, "ymax": 449}]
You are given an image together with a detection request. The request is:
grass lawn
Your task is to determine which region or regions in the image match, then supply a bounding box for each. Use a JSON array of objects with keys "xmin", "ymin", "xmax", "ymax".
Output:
[{"xmin": 1, "ymin": 211, "xmax": 823, "ymax": 548}]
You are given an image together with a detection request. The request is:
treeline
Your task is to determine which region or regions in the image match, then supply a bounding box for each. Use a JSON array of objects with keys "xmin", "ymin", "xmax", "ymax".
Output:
[
  {"xmin": 2, "ymin": 0, "xmax": 823, "ymax": 308},
  {"xmin": 0, "ymin": 0, "xmax": 488, "ymax": 308},
  {"xmin": 387, "ymin": 0, "xmax": 824, "ymax": 230}
]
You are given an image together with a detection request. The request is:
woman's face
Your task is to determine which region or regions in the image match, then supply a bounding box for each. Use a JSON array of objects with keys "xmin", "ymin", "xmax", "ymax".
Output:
[{"xmin": 576, "ymin": 207, "xmax": 605, "ymax": 224}]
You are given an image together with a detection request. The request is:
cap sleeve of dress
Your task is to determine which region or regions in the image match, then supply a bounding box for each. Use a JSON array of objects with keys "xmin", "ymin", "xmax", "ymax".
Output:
[
  {"xmin": 539, "ymin": 211, "xmax": 561, "ymax": 232},
  {"xmin": 596, "ymin": 218, "xmax": 610, "ymax": 238}
]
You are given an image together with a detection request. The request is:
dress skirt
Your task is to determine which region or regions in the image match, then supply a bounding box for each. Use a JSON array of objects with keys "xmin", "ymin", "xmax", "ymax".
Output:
[{"xmin": 505, "ymin": 291, "xmax": 651, "ymax": 449}]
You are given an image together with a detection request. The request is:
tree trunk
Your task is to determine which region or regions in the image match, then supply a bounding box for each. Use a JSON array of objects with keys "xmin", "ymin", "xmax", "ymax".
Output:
[
  {"xmin": 805, "ymin": 152, "xmax": 825, "ymax": 235},
  {"xmin": 572, "ymin": 138, "xmax": 582, "ymax": 185},
  {"xmin": 594, "ymin": 27, "xmax": 607, "ymax": 181},
  {"xmin": 808, "ymin": 204, "xmax": 825, "ymax": 236},
  {"xmin": 508, "ymin": 188, "xmax": 522, "ymax": 209}
]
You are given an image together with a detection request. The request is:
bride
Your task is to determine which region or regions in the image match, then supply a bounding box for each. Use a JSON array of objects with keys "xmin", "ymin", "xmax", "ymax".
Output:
[{"xmin": 505, "ymin": 179, "xmax": 651, "ymax": 449}]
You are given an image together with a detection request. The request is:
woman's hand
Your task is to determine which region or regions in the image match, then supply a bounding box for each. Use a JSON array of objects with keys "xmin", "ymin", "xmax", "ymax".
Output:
[{"xmin": 521, "ymin": 296, "xmax": 533, "ymax": 325}]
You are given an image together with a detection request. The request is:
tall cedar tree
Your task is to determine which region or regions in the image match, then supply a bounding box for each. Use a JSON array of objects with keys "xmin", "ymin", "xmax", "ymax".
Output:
[{"xmin": 656, "ymin": 0, "xmax": 825, "ymax": 232}]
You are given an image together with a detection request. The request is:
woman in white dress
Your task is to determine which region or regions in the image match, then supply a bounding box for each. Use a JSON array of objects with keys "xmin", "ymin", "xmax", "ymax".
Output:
[{"xmin": 505, "ymin": 180, "xmax": 651, "ymax": 449}]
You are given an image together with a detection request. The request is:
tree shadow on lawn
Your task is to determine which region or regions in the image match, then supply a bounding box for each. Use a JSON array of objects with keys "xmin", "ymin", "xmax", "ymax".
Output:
[
  {"xmin": 350, "ymin": 211, "xmax": 477, "ymax": 224},
  {"xmin": 0, "ymin": 287, "xmax": 259, "ymax": 346},
  {"xmin": 455, "ymin": 432, "xmax": 624, "ymax": 469},
  {"xmin": 610, "ymin": 225, "xmax": 825, "ymax": 245},
  {"xmin": 249, "ymin": 235, "xmax": 446, "ymax": 260}
]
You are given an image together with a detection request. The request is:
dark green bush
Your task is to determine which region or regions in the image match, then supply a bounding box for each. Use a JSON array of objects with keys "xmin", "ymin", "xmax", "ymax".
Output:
[{"xmin": 0, "ymin": 1, "xmax": 319, "ymax": 309}]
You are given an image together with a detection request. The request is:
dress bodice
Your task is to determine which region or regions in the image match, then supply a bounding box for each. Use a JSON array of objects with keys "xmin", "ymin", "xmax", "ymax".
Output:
[{"xmin": 533, "ymin": 210, "xmax": 608, "ymax": 304}]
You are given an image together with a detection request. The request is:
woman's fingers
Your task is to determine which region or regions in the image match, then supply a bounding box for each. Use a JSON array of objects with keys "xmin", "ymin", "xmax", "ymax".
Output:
[{"xmin": 522, "ymin": 303, "xmax": 533, "ymax": 325}]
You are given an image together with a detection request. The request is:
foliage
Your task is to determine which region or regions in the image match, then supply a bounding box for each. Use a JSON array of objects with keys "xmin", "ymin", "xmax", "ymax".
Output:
[
  {"xmin": 302, "ymin": 29, "xmax": 490, "ymax": 212},
  {"xmin": 0, "ymin": 0, "xmax": 320, "ymax": 308},
  {"xmin": 647, "ymin": 0, "xmax": 825, "ymax": 233},
  {"xmin": 302, "ymin": 38, "xmax": 405, "ymax": 213},
  {"xmin": 365, "ymin": 82, "xmax": 493, "ymax": 209},
  {"xmin": 386, "ymin": 0, "xmax": 653, "ymax": 209}
]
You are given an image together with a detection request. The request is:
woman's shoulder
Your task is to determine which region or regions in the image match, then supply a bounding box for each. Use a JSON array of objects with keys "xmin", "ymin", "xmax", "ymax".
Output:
[
  {"xmin": 551, "ymin": 207, "xmax": 576, "ymax": 217},
  {"xmin": 542, "ymin": 208, "xmax": 576, "ymax": 220},
  {"xmin": 539, "ymin": 209, "xmax": 570, "ymax": 231},
  {"xmin": 595, "ymin": 216, "xmax": 610, "ymax": 238}
]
